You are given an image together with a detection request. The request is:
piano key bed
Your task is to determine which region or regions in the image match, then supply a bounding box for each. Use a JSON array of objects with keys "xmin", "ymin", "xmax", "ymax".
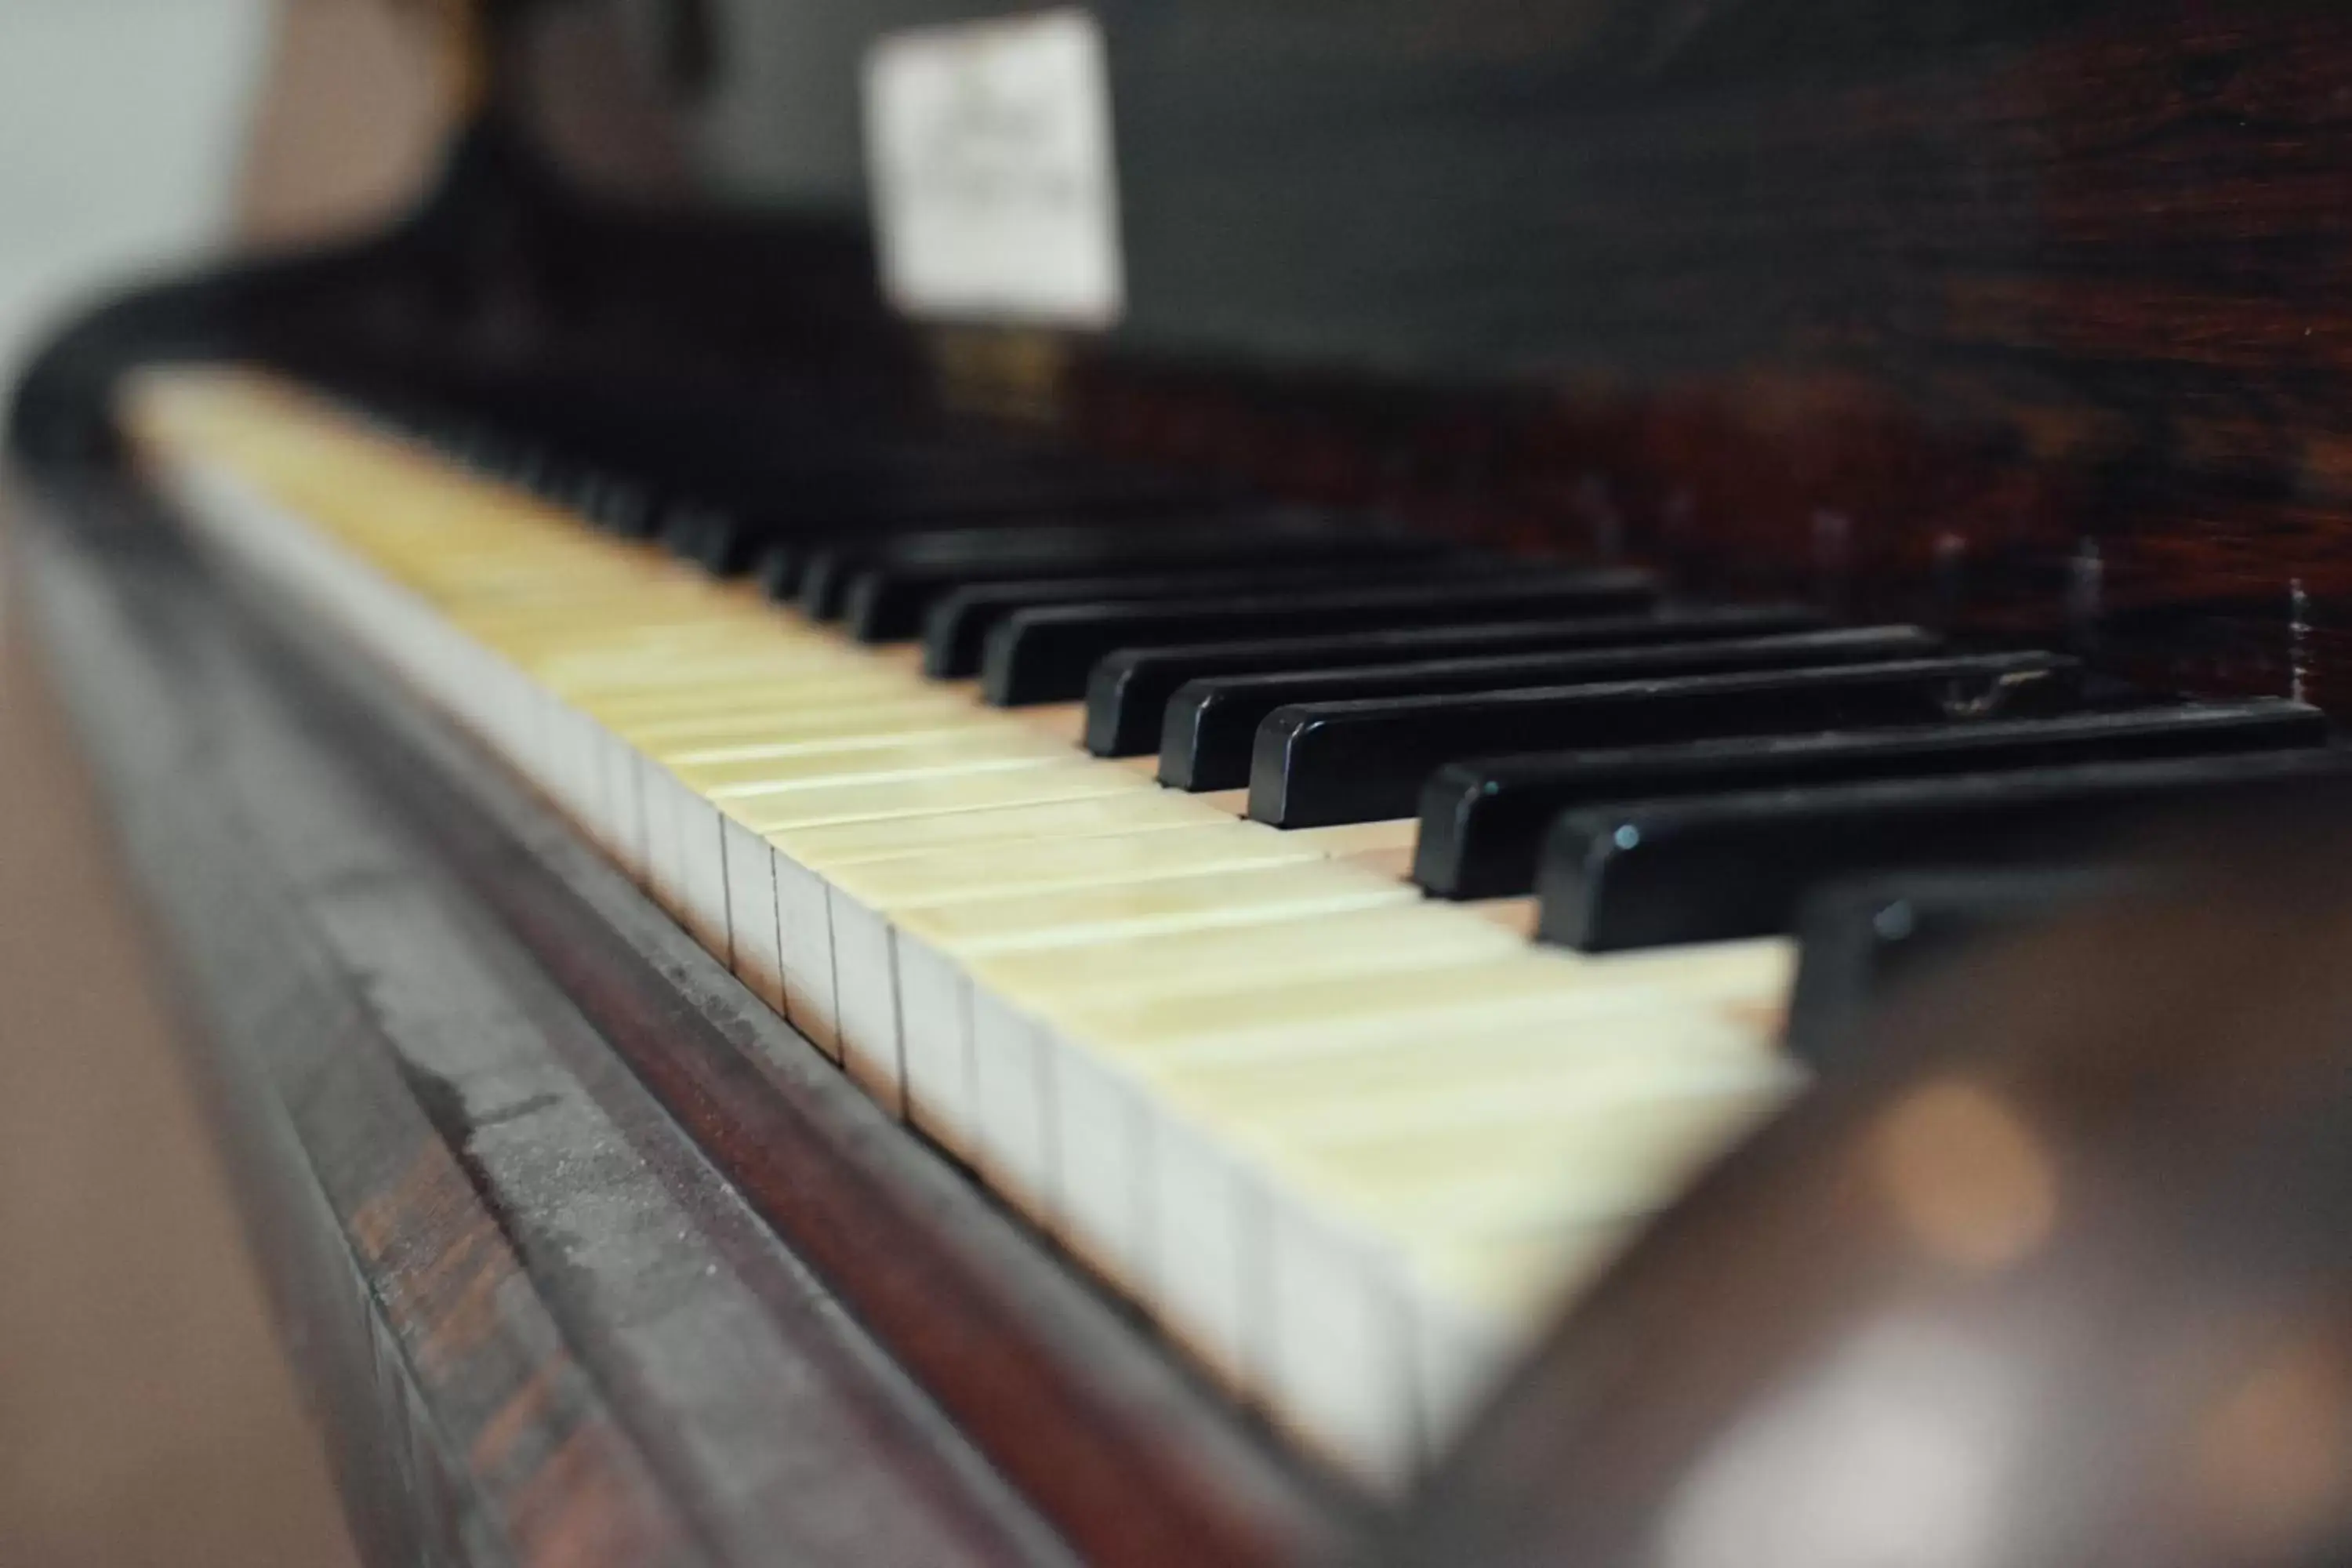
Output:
[{"xmin": 119, "ymin": 366, "xmax": 2344, "ymax": 1491}]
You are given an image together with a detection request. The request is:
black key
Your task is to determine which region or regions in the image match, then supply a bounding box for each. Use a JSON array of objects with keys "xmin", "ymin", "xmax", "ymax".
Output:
[
  {"xmin": 788, "ymin": 499, "xmax": 1262, "ymax": 615},
  {"xmin": 1781, "ymin": 867, "xmax": 2131, "ymax": 1073},
  {"xmin": 798, "ymin": 510, "xmax": 1363, "ymax": 622},
  {"xmin": 1536, "ymin": 747, "xmax": 2352, "ymax": 951},
  {"xmin": 974, "ymin": 569, "xmax": 1661, "ymax": 697},
  {"xmin": 694, "ymin": 513, "xmax": 768, "ymax": 576},
  {"xmin": 927, "ymin": 557, "xmax": 1562, "ymax": 681},
  {"xmin": 789, "ymin": 541, "xmax": 877, "ymax": 618},
  {"xmin": 840, "ymin": 518, "xmax": 1448, "ymax": 641},
  {"xmin": 1414, "ymin": 699, "xmax": 2331, "ymax": 898},
  {"xmin": 525, "ymin": 458, "xmax": 584, "ymax": 504},
  {"xmin": 459, "ymin": 431, "xmax": 526, "ymax": 478},
  {"xmin": 742, "ymin": 459, "xmax": 1225, "ymax": 542},
  {"xmin": 1162, "ymin": 627, "xmax": 1942, "ymax": 793},
  {"xmin": 792, "ymin": 463, "xmax": 1221, "ymax": 531},
  {"xmin": 506, "ymin": 446, "xmax": 554, "ymax": 492},
  {"xmin": 801, "ymin": 520, "xmax": 1156, "ymax": 619},
  {"xmin": 641, "ymin": 466, "xmax": 1232, "ymax": 601},
  {"xmin": 1247, "ymin": 652, "xmax": 2082, "ymax": 828},
  {"xmin": 657, "ymin": 506, "xmax": 702, "ymax": 555},
  {"xmin": 754, "ymin": 543, "xmax": 803, "ymax": 601},
  {"xmin": 660, "ymin": 505, "xmax": 728, "ymax": 563},
  {"xmin": 1084, "ymin": 604, "xmax": 1828, "ymax": 757},
  {"xmin": 577, "ymin": 476, "xmax": 659, "ymax": 538},
  {"xmin": 608, "ymin": 487, "xmax": 665, "ymax": 541}
]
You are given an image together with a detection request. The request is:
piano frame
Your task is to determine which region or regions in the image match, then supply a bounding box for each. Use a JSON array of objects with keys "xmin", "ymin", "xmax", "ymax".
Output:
[{"xmin": 25, "ymin": 2, "xmax": 2352, "ymax": 1558}]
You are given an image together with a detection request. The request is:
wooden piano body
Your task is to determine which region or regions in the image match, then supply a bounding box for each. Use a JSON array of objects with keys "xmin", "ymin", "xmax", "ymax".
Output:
[{"xmin": 17, "ymin": 2, "xmax": 2352, "ymax": 1563}]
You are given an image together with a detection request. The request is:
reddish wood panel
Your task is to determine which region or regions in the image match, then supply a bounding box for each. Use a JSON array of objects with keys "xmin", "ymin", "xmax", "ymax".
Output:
[{"xmin": 1050, "ymin": 4, "xmax": 2352, "ymax": 714}]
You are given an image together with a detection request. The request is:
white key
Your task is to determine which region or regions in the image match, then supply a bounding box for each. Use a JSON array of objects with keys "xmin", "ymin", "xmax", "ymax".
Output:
[
  {"xmin": 678, "ymin": 792, "xmax": 735, "ymax": 964},
  {"xmin": 723, "ymin": 816, "xmax": 785, "ymax": 1011},
  {"xmin": 828, "ymin": 888, "xmax": 906, "ymax": 1111},
  {"xmin": 895, "ymin": 934, "xmax": 976, "ymax": 1160},
  {"xmin": 773, "ymin": 855, "xmax": 840, "ymax": 1058}
]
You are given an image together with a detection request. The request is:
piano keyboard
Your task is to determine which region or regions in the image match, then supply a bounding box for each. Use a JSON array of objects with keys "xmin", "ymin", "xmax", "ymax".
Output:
[{"xmin": 120, "ymin": 365, "xmax": 2343, "ymax": 1490}]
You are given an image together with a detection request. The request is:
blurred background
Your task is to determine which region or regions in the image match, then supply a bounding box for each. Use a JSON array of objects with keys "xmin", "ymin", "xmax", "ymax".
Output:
[
  {"xmin": 0, "ymin": 2, "xmax": 445, "ymax": 1562},
  {"xmin": 0, "ymin": 0, "xmax": 263, "ymax": 373}
]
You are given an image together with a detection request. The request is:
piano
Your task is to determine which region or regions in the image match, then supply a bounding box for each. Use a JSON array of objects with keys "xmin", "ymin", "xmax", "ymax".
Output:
[{"xmin": 15, "ymin": 2, "xmax": 2352, "ymax": 1563}]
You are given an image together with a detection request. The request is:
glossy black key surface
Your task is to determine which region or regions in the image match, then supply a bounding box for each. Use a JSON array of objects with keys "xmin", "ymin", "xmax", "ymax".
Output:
[
  {"xmin": 743, "ymin": 458, "xmax": 1223, "ymax": 542},
  {"xmin": 796, "ymin": 511, "xmax": 1285, "ymax": 619},
  {"xmin": 1414, "ymin": 699, "xmax": 2331, "ymax": 898},
  {"xmin": 695, "ymin": 466, "xmax": 1241, "ymax": 600},
  {"xmin": 807, "ymin": 514, "xmax": 1298, "ymax": 622},
  {"xmin": 693, "ymin": 512, "xmax": 768, "ymax": 576},
  {"xmin": 579, "ymin": 476, "xmax": 659, "ymax": 538},
  {"xmin": 840, "ymin": 517, "xmax": 1446, "ymax": 641},
  {"xmin": 790, "ymin": 503, "xmax": 1301, "ymax": 618},
  {"xmin": 1536, "ymin": 746, "xmax": 2352, "ymax": 951},
  {"xmin": 973, "ymin": 569, "xmax": 1661, "ymax": 698},
  {"xmin": 660, "ymin": 505, "xmax": 726, "ymax": 564},
  {"xmin": 924, "ymin": 557, "xmax": 1567, "ymax": 680},
  {"xmin": 754, "ymin": 543, "xmax": 803, "ymax": 601},
  {"xmin": 1083, "ymin": 604, "xmax": 1827, "ymax": 757},
  {"xmin": 1160, "ymin": 626, "xmax": 1942, "ymax": 793},
  {"xmin": 1247, "ymin": 652, "xmax": 2083, "ymax": 827}
]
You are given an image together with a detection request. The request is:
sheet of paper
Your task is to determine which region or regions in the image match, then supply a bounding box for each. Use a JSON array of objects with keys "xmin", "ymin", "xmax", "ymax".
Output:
[{"xmin": 865, "ymin": 9, "xmax": 1124, "ymax": 328}]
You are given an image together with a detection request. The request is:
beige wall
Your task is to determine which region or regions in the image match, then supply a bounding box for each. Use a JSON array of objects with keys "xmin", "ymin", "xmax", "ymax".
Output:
[
  {"xmin": 237, "ymin": 0, "xmax": 450, "ymax": 246},
  {"xmin": 0, "ymin": 0, "xmax": 268, "ymax": 375},
  {"xmin": 0, "ymin": 568, "xmax": 360, "ymax": 1568},
  {"xmin": 1, "ymin": 3, "xmax": 373, "ymax": 1563}
]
